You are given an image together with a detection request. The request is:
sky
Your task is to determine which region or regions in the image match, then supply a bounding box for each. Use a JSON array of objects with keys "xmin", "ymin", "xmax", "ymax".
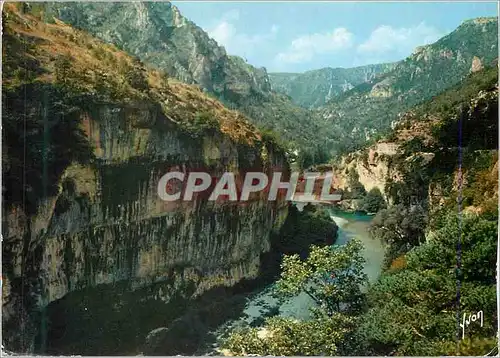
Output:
[{"xmin": 172, "ymin": 1, "xmax": 498, "ymax": 73}]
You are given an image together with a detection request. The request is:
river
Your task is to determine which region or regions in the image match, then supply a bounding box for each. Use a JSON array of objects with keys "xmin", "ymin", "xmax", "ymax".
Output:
[
  {"xmin": 202, "ymin": 208, "xmax": 386, "ymax": 354},
  {"xmin": 329, "ymin": 209, "xmax": 386, "ymax": 284}
]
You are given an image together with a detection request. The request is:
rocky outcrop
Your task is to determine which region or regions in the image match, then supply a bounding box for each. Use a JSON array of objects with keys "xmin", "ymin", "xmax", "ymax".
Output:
[
  {"xmin": 333, "ymin": 64, "xmax": 498, "ymax": 212},
  {"xmin": 2, "ymin": 100, "xmax": 289, "ymax": 354},
  {"xmin": 471, "ymin": 56, "xmax": 484, "ymax": 73},
  {"xmin": 318, "ymin": 16, "xmax": 498, "ymax": 153},
  {"xmin": 2, "ymin": 5, "xmax": 289, "ymax": 354},
  {"xmin": 369, "ymin": 77, "xmax": 394, "ymax": 98},
  {"xmin": 333, "ymin": 142, "xmax": 403, "ymax": 204}
]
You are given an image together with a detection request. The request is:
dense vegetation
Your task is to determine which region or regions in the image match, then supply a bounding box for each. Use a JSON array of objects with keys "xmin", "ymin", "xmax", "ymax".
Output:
[
  {"xmin": 224, "ymin": 205, "xmax": 497, "ymax": 355},
  {"xmin": 26, "ymin": 4, "xmax": 498, "ymax": 164},
  {"xmin": 3, "ymin": 3, "xmax": 498, "ymax": 356},
  {"xmin": 361, "ymin": 65, "xmax": 497, "ymax": 355},
  {"xmin": 1, "ymin": 4, "xmax": 285, "ymax": 213},
  {"xmin": 222, "ymin": 240, "xmax": 366, "ymax": 356},
  {"xmin": 222, "ymin": 63, "xmax": 498, "ymax": 356},
  {"xmin": 270, "ymin": 205, "xmax": 338, "ymax": 257},
  {"xmin": 357, "ymin": 210, "xmax": 497, "ymax": 356},
  {"xmin": 32, "ymin": 2, "xmax": 330, "ymax": 167},
  {"xmin": 361, "ymin": 188, "xmax": 387, "ymax": 214}
]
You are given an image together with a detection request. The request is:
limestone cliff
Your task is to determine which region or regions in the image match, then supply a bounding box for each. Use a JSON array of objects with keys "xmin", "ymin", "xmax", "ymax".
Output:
[
  {"xmin": 318, "ymin": 16, "xmax": 498, "ymax": 153},
  {"xmin": 2, "ymin": 5, "xmax": 288, "ymax": 354},
  {"xmin": 333, "ymin": 142, "xmax": 403, "ymax": 207},
  {"xmin": 332, "ymin": 65, "xmax": 498, "ymax": 213}
]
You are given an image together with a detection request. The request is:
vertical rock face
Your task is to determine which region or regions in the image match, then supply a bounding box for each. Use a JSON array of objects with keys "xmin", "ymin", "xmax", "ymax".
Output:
[
  {"xmin": 37, "ymin": 2, "xmax": 325, "ymax": 155},
  {"xmin": 471, "ymin": 56, "xmax": 484, "ymax": 73},
  {"xmin": 333, "ymin": 144, "xmax": 402, "ymax": 205},
  {"xmin": 318, "ymin": 17, "xmax": 498, "ymax": 152},
  {"xmin": 2, "ymin": 99, "xmax": 289, "ymax": 353},
  {"xmin": 1, "ymin": 6, "xmax": 289, "ymax": 353},
  {"xmin": 333, "ymin": 64, "xmax": 498, "ymax": 211}
]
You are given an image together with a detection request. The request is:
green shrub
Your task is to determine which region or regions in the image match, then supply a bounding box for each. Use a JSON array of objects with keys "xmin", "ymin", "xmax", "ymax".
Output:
[
  {"xmin": 361, "ymin": 187, "xmax": 386, "ymax": 213},
  {"xmin": 179, "ymin": 110, "xmax": 220, "ymax": 138},
  {"xmin": 126, "ymin": 58, "xmax": 149, "ymax": 91}
]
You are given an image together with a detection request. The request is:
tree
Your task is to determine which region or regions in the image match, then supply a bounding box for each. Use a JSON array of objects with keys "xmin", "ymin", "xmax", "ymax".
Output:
[
  {"xmin": 221, "ymin": 312, "xmax": 355, "ymax": 356},
  {"xmin": 369, "ymin": 204, "xmax": 427, "ymax": 266},
  {"xmin": 361, "ymin": 187, "xmax": 386, "ymax": 213},
  {"xmin": 126, "ymin": 57, "xmax": 149, "ymax": 91},
  {"xmin": 276, "ymin": 240, "xmax": 367, "ymax": 315},
  {"xmin": 370, "ymin": 204, "xmax": 427, "ymax": 247},
  {"xmin": 354, "ymin": 212, "xmax": 497, "ymax": 356},
  {"xmin": 297, "ymin": 148, "xmax": 315, "ymax": 170},
  {"xmin": 271, "ymin": 205, "xmax": 338, "ymax": 266},
  {"xmin": 408, "ymin": 211, "xmax": 497, "ymax": 283},
  {"xmin": 54, "ymin": 54, "xmax": 82, "ymax": 93},
  {"xmin": 345, "ymin": 168, "xmax": 366, "ymax": 199},
  {"xmin": 221, "ymin": 241, "xmax": 366, "ymax": 356}
]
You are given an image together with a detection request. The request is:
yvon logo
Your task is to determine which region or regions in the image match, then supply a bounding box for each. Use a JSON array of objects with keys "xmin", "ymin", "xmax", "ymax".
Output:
[{"xmin": 460, "ymin": 310, "xmax": 484, "ymax": 339}]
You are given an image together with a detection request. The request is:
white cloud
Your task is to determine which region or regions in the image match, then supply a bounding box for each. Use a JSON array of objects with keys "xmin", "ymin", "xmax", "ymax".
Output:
[
  {"xmin": 209, "ymin": 21, "xmax": 236, "ymax": 47},
  {"xmin": 275, "ymin": 28, "xmax": 354, "ymax": 64},
  {"xmin": 207, "ymin": 10, "xmax": 278, "ymax": 58},
  {"xmin": 358, "ymin": 22, "xmax": 443, "ymax": 56}
]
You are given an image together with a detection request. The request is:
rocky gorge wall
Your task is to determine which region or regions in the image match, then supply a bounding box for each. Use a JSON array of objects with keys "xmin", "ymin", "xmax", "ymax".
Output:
[
  {"xmin": 2, "ymin": 97, "xmax": 289, "ymax": 353},
  {"xmin": 331, "ymin": 142, "xmax": 404, "ymax": 211},
  {"xmin": 332, "ymin": 65, "xmax": 498, "ymax": 212}
]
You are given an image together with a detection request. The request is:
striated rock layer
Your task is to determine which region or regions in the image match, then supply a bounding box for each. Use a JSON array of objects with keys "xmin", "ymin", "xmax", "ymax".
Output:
[
  {"xmin": 3, "ymin": 101, "xmax": 289, "ymax": 354},
  {"xmin": 332, "ymin": 65, "xmax": 498, "ymax": 211},
  {"xmin": 2, "ymin": 5, "xmax": 289, "ymax": 354}
]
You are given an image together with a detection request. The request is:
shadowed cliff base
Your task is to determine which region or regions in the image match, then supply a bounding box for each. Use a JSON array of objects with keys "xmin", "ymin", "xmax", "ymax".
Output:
[
  {"xmin": 30, "ymin": 205, "xmax": 337, "ymax": 355},
  {"xmin": 38, "ymin": 270, "xmax": 262, "ymax": 355}
]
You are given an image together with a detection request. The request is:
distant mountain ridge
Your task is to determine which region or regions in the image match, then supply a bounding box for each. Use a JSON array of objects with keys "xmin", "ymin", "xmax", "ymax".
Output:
[
  {"xmin": 40, "ymin": 2, "xmax": 271, "ymax": 100},
  {"xmin": 269, "ymin": 63, "xmax": 397, "ymax": 109},
  {"xmin": 35, "ymin": 3, "xmax": 498, "ymax": 160},
  {"xmin": 316, "ymin": 16, "xmax": 498, "ymax": 154}
]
